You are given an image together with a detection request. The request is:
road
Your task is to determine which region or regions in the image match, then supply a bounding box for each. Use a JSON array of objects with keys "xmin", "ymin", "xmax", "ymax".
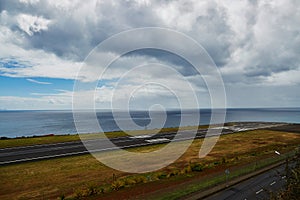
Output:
[
  {"xmin": 203, "ymin": 163, "xmax": 291, "ymax": 200},
  {"xmin": 0, "ymin": 122, "xmax": 284, "ymax": 165}
]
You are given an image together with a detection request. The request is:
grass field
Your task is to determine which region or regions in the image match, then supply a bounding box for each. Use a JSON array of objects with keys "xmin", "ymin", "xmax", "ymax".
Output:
[{"xmin": 0, "ymin": 129, "xmax": 299, "ymax": 200}]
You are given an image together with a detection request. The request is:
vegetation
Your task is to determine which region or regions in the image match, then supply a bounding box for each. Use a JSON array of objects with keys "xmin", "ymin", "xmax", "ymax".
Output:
[
  {"xmin": 0, "ymin": 129, "xmax": 300, "ymax": 199},
  {"xmin": 0, "ymin": 134, "xmax": 80, "ymax": 148}
]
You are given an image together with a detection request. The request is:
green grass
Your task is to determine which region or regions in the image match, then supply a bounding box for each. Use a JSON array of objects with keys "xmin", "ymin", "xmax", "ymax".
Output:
[
  {"xmin": 149, "ymin": 151, "xmax": 295, "ymax": 200},
  {"xmin": 0, "ymin": 134, "xmax": 80, "ymax": 148}
]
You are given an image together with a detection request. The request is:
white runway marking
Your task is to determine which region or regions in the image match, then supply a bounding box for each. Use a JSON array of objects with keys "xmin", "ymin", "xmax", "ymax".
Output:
[
  {"xmin": 129, "ymin": 135, "xmax": 151, "ymax": 139},
  {"xmin": 256, "ymin": 189, "xmax": 264, "ymax": 194},
  {"xmin": 0, "ymin": 142, "xmax": 153, "ymax": 165},
  {"xmin": 145, "ymin": 138, "xmax": 170, "ymax": 143},
  {"xmin": 270, "ymin": 181, "xmax": 276, "ymax": 186}
]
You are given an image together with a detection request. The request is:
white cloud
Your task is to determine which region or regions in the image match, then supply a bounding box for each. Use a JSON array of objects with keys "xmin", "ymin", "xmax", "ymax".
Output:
[
  {"xmin": 220, "ymin": 0, "xmax": 300, "ymax": 84},
  {"xmin": 19, "ymin": 0, "xmax": 40, "ymax": 4},
  {"xmin": 0, "ymin": 95, "xmax": 71, "ymax": 110},
  {"xmin": 264, "ymin": 69, "xmax": 300, "ymax": 86},
  {"xmin": 17, "ymin": 14, "xmax": 51, "ymax": 36},
  {"xmin": 26, "ymin": 78, "xmax": 52, "ymax": 84},
  {"xmin": 0, "ymin": 25, "xmax": 82, "ymax": 80}
]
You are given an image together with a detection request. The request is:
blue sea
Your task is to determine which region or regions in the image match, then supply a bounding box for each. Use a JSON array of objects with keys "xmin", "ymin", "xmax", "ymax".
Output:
[{"xmin": 0, "ymin": 108, "xmax": 299, "ymax": 138}]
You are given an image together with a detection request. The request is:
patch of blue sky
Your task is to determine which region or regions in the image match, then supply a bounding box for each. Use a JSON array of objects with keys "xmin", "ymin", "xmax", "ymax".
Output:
[
  {"xmin": 0, "ymin": 76, "xmax": 74, "ymax": 97},
  {"xmin": 0, "ymin": 58, "xmax": 31, "ymax": 69},
  {"xmin": 97, "ymin": 78, "xmax": 118, "ymax": 88}
]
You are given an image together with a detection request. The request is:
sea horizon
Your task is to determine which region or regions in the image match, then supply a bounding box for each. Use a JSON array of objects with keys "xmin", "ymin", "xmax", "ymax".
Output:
[
  {"xmin": 1, "ymin": 107, "xmax": 300, "ymax": 138},
  {"xmin": 1, "ymin": 106, "xmax": 300, "ymax": 112}
]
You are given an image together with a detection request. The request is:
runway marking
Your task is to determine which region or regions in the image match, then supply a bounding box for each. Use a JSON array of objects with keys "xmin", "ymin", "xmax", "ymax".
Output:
[
  {"xmin": 256, "ymin": 189, "xmax": 263, "ymax": 194},
  {"xmin": 270, "ymin": 181, "xmax": 276, "ymax": 186},
  {"xmin": 0, "ymin": 144, "xmax": 85, "ymax": 157},
  {"xmin": 0, "ymin": 140, "xmax": 83, "ymax": 151},
  {"xmin": 0, "ymin": 142, "xmax": 157, "ymax": 165},
  {"xmin": 129, "ymin": 135, "xmax": 151, "ymax": 139},
  {"xmin": 145, "ymin": 138, "xmax": 170, "ymax": 143},
  {"xmin": 0, "ymin": 150, "xmax": 89, "ymax": 165}
]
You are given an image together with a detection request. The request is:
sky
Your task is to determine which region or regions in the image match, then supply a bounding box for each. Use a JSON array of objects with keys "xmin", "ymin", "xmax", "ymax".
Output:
[{"xmin": 0, "ymin": 0, "xmax": 300, "ymax": 110}]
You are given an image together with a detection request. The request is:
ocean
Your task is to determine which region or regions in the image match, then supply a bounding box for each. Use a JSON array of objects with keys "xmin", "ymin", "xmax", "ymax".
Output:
[{"xmin": 0, "ymin": 108, "xmax": 299, "ymax": 138}]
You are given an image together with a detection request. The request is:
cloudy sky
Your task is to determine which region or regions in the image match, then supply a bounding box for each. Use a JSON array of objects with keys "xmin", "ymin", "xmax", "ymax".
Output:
[{"xmin": 0, "ymin": 0, "xmax": 299, "ymax": 110}]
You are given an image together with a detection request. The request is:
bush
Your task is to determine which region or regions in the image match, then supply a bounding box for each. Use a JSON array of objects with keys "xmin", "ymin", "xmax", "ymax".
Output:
[
  {"xmin": 133, "ymin": 176, "xmax": 147, "ymax": 183},
  {"xmin": 167, "ymin": 169, "xmax": 180, "ymax": 178},
  {"xmin": 111, "ymin": 180, "xmax": 125, "ymax": 191},
  {"xmin": 221, "ymin": 157, "xmax": 227, "ymax": 164},
  {"xmin": 74, "ymin": 189, "xmax": 85, "ymax": 199},
  {"xmin": 181, "ymin": 165, "xmax": 192, "ymax": 174},
  {"xmin": 99, "ymin": 188, "xmax": 104, "ymax": 194},
  {"xmin": 213, "ymin": 161, "xmax": 220, "ymax": 166},
  {"xmin": 87, "ymin": 184, "xmax": 98, "ymax": 196},
  {"xmin": 190, "ymin": 163, "xmax": 204, "ymax": 172},
  {"xmin": 157, "ymin": 172, "xmax": 168, "ymax": 179},
  {"xmin": 124, "ymin": 177, "xmax": 137, "ymax": 186},
  {"xmin": 251, "ymin": 152, "xmax": 257, "ymax": 156},
  {"xmin": 58, "ymin": 194, "xmax": 65, "ymax": 200}
]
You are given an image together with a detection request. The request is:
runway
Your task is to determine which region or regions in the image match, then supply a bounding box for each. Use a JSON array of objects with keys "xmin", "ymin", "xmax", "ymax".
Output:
[{"xmin": 0, "ymin": 122, "xmax": 284, "ymax": 165}]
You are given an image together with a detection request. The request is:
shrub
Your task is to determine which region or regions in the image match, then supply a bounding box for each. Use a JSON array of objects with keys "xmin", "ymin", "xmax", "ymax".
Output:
[
  {"xmin": 190, "ymin": 163, "xmax": 204, "ymax": 172},
  {"xmin": 167, "ymin": 169, "xmax": 180, "ymax": 178},
  {"xmin": 111, "ymin": 180, "xmax": 125, "ymax": 191},
  {"xmin": 157, "ymin": 172, "xmax": 168, "ymax": 179},
  {"xmin": 181, "ymin": 165, "xmax": 192, "ymax": 174},
  {"xmin": 251, "ymin": 152, "xmax": 257, "ymax": 156},
  {"xmin": 124, "ymin": 177, "xmax": 137, "ymax": 186},
  {"xmin": 74, "ymin": 189, "xmax": 85, "ymax": 199},
  {"xmin": 58, "ymin": 194, "xmax": 65, "ymax": 200},
  {"xmin": 213, "ymin": 161, "xmax": 220, "ymax": 166},
  {"xmin": 99, "ymin": 188, "xmax": 104, "ymax": 194},
  {"xmin": 221, "ymin": 157, "xmax": 227, "ymax": 164},
  {"xmin": 87, "ymin": 184, "xmax": 98, "ymax": 196},
  {"xmin": 133, "ymin": 176, "xmax": 147, "ymax": 183}
]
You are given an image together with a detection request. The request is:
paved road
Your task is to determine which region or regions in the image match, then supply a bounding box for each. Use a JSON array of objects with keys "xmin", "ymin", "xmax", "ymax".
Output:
[
  {"xmin": 0, "ymin": 122, "xmax": 284, "ymax": 165},
  {"xmin": 203, "ymin": 163, "xmax": 291, "ymax": 200}
]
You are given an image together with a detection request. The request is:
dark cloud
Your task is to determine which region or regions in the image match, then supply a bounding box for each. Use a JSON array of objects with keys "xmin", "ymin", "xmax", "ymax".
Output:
[
  {"xmin": 124, "ymin": 49, "xmax": 198, "ymax": 76},
  {"xmin": 0, "ymin": 0, "xmax": 300, "ymax": 108},
  {"xmin": 245, "ymin": 64, "xmax": 296, "ymax": 78}
]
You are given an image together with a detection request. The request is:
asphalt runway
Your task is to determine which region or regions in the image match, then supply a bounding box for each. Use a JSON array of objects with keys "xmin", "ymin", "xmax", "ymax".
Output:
[
  {"xmin": 0, "ymin": 129, "xmax": 212, "ymax": 165},
  {"xmin": 0, "ymin": 122, "xmax": 285, "ymax": 165}
]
